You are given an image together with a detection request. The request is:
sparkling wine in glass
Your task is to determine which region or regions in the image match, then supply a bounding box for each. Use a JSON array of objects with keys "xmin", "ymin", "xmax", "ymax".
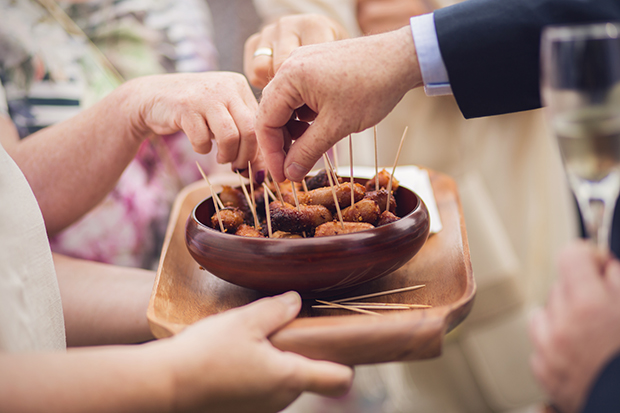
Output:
[{"xmin": 541, "ymin": 22, "xmax": 620, "ymax": 251}]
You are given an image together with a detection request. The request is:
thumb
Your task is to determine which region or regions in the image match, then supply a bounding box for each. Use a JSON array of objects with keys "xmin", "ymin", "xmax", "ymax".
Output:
[
  {"xmin": 237, "ymin": 291, "xmax": 302, "ymax": 337},
  {"xmin": 286, "ymin": 354, "xmax": 354, "ymax": 397},
  {"xmin": 283, "ymin": 113, "xmax": 346, "ymax": 182}
]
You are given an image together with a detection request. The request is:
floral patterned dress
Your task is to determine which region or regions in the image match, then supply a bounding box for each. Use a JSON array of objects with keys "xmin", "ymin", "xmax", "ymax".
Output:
[{"xmin": 0, "ymin": 0, "xmax": 219, "ymax": 269}]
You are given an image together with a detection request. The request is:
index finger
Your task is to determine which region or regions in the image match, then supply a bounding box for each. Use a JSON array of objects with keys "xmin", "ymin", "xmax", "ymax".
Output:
[{"xmin": 256, "ymin": 76, "xmax": 304, "ymax": 182}]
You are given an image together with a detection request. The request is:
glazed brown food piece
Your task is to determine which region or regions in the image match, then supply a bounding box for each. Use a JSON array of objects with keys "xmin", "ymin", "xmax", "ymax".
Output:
[
  {"xmin": 219, "ymin": 185, "xmax": 252, "ymax": 222},
  {"xmin": 235, "ymin": 223, "xmax": 264, "ymax": 238},
  {"xmin": 211, "ymin": 207, "xmax": 244, "ymax": 233},
  {"xmin": 305, "ymin": 169, "xmax": 334, "ymax": 190},
  {"xmin": 342, "ymin": 199, "xmax": 381, "ymax": 225},
  {"xmin": 271, "ymin": 231, "xmax": 303, "ymax": 239},
  {"xmin": 365, "ymin": 168, "xmax": 400, "ymax": 192},
  {"xmin": 299, "ymin": 182, "xmax": 365, "ymax": 210},
  {"xmin": 377, "ymin": 210, "xmax": 400, "ymax": 227},
  {"xmin": 314, "ymin": 221, "xmax": 375, "ymax": 237},
  {"xmin": 364, "ymin": 189, "xmax": 397, "ymax": 213},
  {"xmin": 269, "ymin": 201, "xmax": 333, "ymax": 233}
]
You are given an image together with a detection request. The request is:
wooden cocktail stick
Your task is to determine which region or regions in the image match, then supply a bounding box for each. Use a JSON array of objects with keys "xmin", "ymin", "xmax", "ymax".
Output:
[
  {"xmin": 332, "ymin": 143, "xmax": 340, "ymax": 171},
  {"xmin": 289, "ymin": 181, "xmax": 307, "ymax": 237},
  {"xmin": 374, "ymin": 126, "xmax": 379, "ymax": 191},
  {"xmin": 248, "ymin": 161, "xmax": 257, "ymax": 219},
  {"xmin": 333, "ymin": 284, "xmax": 425, "ymax": 303},
  {"xmin": 349, "ymin": 134, "xmax": 355, "ymax": 207},
  {"xmin": 263, "ymin": 184, "xmax": 277, "ymax": 203},
  {"xmin": 301, "ymin": 178, "xmax": 309, "ymax": 193},
  {"xmin": 273, "ymin": 179, "xmax": 285, "ymax": 206},
  {"xmin": 315, "ymin": 300, "xmax": 381, "ymax": 316},
  {"xmin": 344, "ymin": 302, "xmax": 432, "ymax": 309},
  {"xmin": 236, "ymin": 171, "xmax": 260, "ymax": 229},
  {"xmin": 312, "ymin": 304, "xmax": 411, "ymax": 310},
  {"xmin": 291, "ymin": 182, "xmax": 300, "ymax": 209},
  {"xmin": 325, "ymin": 152, "xmax": 340, "ymax": 188},
  {"xmin": 196, "ymin": 161, "xmax": 224, "ymax": 232},
  {"xmin": 262, "ymin": 182, "xmax": 273, "ymax": 238},
  {"xmin": 323, "ymin": 154, "xmax": 345, "ymax": 229},
  {"xmin": 386, "ymin": 126, "xmax": 408, "ymax": 212},
  {"xmin": 196, "ymin": 163, "xmax": 224, "ymax": 210}
]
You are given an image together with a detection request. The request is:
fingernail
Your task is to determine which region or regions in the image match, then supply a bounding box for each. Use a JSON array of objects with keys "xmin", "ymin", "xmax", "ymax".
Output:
[
  {"xmin": 286, "ymin": 162, "xmax": 308, "ymax": 182},
  {"xmin": 255, "ymin": 170, "xmax": 265, "ymax": 184},
  {"xmin": 278, "ymin": 291, "xmax": 301, "ymax": 311}
]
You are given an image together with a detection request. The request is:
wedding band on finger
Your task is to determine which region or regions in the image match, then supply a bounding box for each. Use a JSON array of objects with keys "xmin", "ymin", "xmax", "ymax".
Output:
[{"xmin": 253, "ymin": 47, "xmax": 273, "ymax": 58}]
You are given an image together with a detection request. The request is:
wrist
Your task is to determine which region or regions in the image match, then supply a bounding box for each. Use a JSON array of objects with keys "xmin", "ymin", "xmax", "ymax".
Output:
[
  {"xmin": 392, "ymin": 26, "xmax": 424, "ymax": 92},
  {"xmin": 113, "ymin": 78, "xmax": 158, "ymax": 145}
]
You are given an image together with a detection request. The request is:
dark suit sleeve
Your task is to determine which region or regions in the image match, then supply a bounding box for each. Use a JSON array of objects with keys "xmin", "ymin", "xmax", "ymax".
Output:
[
  {"xmin": 582, "ymin": 352, "xmax": 620, "ymax": 412},
  {"xmin": 433, "ymin": 0, "xmax": 620, "ymax": 119}
]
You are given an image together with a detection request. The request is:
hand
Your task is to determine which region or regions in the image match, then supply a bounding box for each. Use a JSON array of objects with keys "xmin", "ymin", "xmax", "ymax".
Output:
[
  {"xmin": 157, "ymin": 291, "xmax": 353, "ymax": 413},
  {"xmin": 244, "ymin": 14, "xmax": 349, "ymax": 89},
  {"xmin": 357, "ymin": 0, "xmax": 434, "ymax": 35},
  {"xmin": 255, "ymin": 26, "xmax": 422, "ymax": 182},
  {"xmin": 529, "ymin": 240, "xmax": 620, "ymax": 413},
  {"xmin": 124, "ymin": 72, "xmax": 260, "ymax": 172}
]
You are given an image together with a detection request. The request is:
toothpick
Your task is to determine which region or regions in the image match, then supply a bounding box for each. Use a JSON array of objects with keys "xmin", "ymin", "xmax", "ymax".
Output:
[
  {"xmin": 290, "ymin": 182, "xmax": 307, "ymax": 238},
  {"xmin": 195, "ymin": 163, "xmax": 224, "ymax": 209},
  {"xmin": 262, "ymin": 183, "xmax": 273, "ymax": 238},
  {"xmin": 301, "ymin": 179, "xmax": 309, "ymax": 193},
  {"xmin": 196, "ymin": 161, "xmax": 224, "ymax": 232},
  {"xmin": 386, "ymin": 126, "xmax": 407, "ymax": 212},
  {"xmin": 325, "ymin": 152, "xmax": 340, "ymax": 188},
  {"xmin": 248, "ymin": 161, "xmax": 258, "ymax": 219},
  {"xmin": 274, "ymin": 180, "xmax": 285, "ymax": 206},
  {"xmin": 332, "ymin": 144, "xmax": 340, "ymax": 171},
  {"xmin": 333, "ymin": 284, "xmax": 425, "ymax": 303},
  {"xmin": 237, "ymin": 171, "xmax": 260, "ymax": 229},
  {"xmin": 291, "ymin": 182, "xmax": 300, "ymax": 209},
  {"xmin": 349, "ymin": 135, "xmax": 355, "ymax": 207},
  {"xmin": 373, "ymin": 126, "xmax": 379, "ymax": 191},
  {"xmin": 312, "ymin": 304, "xmax": 413, "ymax": 310},
  {"xmin": 263, "ymin": 184, "xmax": 277, "ymax": 203},
  {"xmin": 323, "ymin": 154, "xmax": 345, "ymax": 229},
  {"xmin": 315, "ymin": 300, "xmax": 381, "ymax": 316},
  {"xmin": 344, "ymin": 302, "xmax": 432, "ymax": 309}
]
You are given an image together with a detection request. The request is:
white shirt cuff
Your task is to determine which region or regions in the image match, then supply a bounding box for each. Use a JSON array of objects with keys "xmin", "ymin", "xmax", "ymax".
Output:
[{"xmin": 410, "ymin": 13, "xmax": 452, "ymax": 96}]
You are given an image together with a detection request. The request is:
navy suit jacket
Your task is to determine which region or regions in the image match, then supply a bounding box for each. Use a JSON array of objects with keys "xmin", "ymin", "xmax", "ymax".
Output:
[
  {"xmin": 434, "ymin": 0, "xmax": 620, "ymax": 119},
  {"xmin": 433, "ymin": 1, "xmax": 620, "ymax": 411}
]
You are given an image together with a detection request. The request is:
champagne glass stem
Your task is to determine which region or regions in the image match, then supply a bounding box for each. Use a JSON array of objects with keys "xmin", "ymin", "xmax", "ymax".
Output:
[{"xmin": 571, "ymin": 173, "xmax": 620, "ymax": 252}]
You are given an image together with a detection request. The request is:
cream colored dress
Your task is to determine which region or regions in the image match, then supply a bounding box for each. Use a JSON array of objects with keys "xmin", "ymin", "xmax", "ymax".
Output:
[
  {"xmin": 0, "ymin": 138, "xmax": 66, "ymax": 352},
  {"xmin": 253, "ymin": 1, "xmax": 578, "ymax": 412}
]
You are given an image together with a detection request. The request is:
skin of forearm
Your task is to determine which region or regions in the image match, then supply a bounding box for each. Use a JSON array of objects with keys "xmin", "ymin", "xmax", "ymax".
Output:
[
  {"xmin": 0, "ymin": 343, "xmax": 175, "ymax": 413},
  {"xmin": 7, "ymin": 81, "xmax": 153, "ymax": 236},
  {"xmin": 54, "ymin": 253, "xmax": 156, "ymax": 347}
]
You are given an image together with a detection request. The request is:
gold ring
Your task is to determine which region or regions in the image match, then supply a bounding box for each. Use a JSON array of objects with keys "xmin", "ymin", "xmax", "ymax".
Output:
[{"xmin": 253, "ymin": 47, "xmax": 273, "ymax": 58}]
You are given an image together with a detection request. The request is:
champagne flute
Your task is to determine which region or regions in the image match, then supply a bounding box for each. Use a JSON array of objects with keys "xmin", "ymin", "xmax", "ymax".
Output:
[{"xmin": 541, "ymin": 22, "xmax": 620, "ymax": 252}]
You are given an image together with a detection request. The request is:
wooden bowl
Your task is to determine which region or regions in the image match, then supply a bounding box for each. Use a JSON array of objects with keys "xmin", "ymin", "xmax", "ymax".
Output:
[{"xmin": 185, "ymin": 180, "xmax": 430, "ymax": 297}]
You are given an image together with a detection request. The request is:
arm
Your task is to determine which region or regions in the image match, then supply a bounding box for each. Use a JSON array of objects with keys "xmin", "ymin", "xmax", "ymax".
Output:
[
  {"xmin": 0, "ymin": 292, "xmax": 353, "ymax": 413},
  {"xmin": 434, "ymin": 0, "xmax": 620, "ymax": 118},
  {"xmin": 529, "ymin": 240, "xmax": 620, "ymax": 413},
  {"xmin": 6, "ymin": 72, "xmax": 259, "ymax": 235},
  {"xmin": 254, "ymin": 0, "xmax": 620, "ymax": 181},
  {"xmin": 54, "ymin": 253, "xmax": 155, "ymax": 347}
]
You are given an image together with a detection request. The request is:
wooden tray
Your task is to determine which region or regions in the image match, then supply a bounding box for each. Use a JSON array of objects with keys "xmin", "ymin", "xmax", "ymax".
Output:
[{"xmin": 147, "ymin": 169, "xmax": 475, "ymax": 365}]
